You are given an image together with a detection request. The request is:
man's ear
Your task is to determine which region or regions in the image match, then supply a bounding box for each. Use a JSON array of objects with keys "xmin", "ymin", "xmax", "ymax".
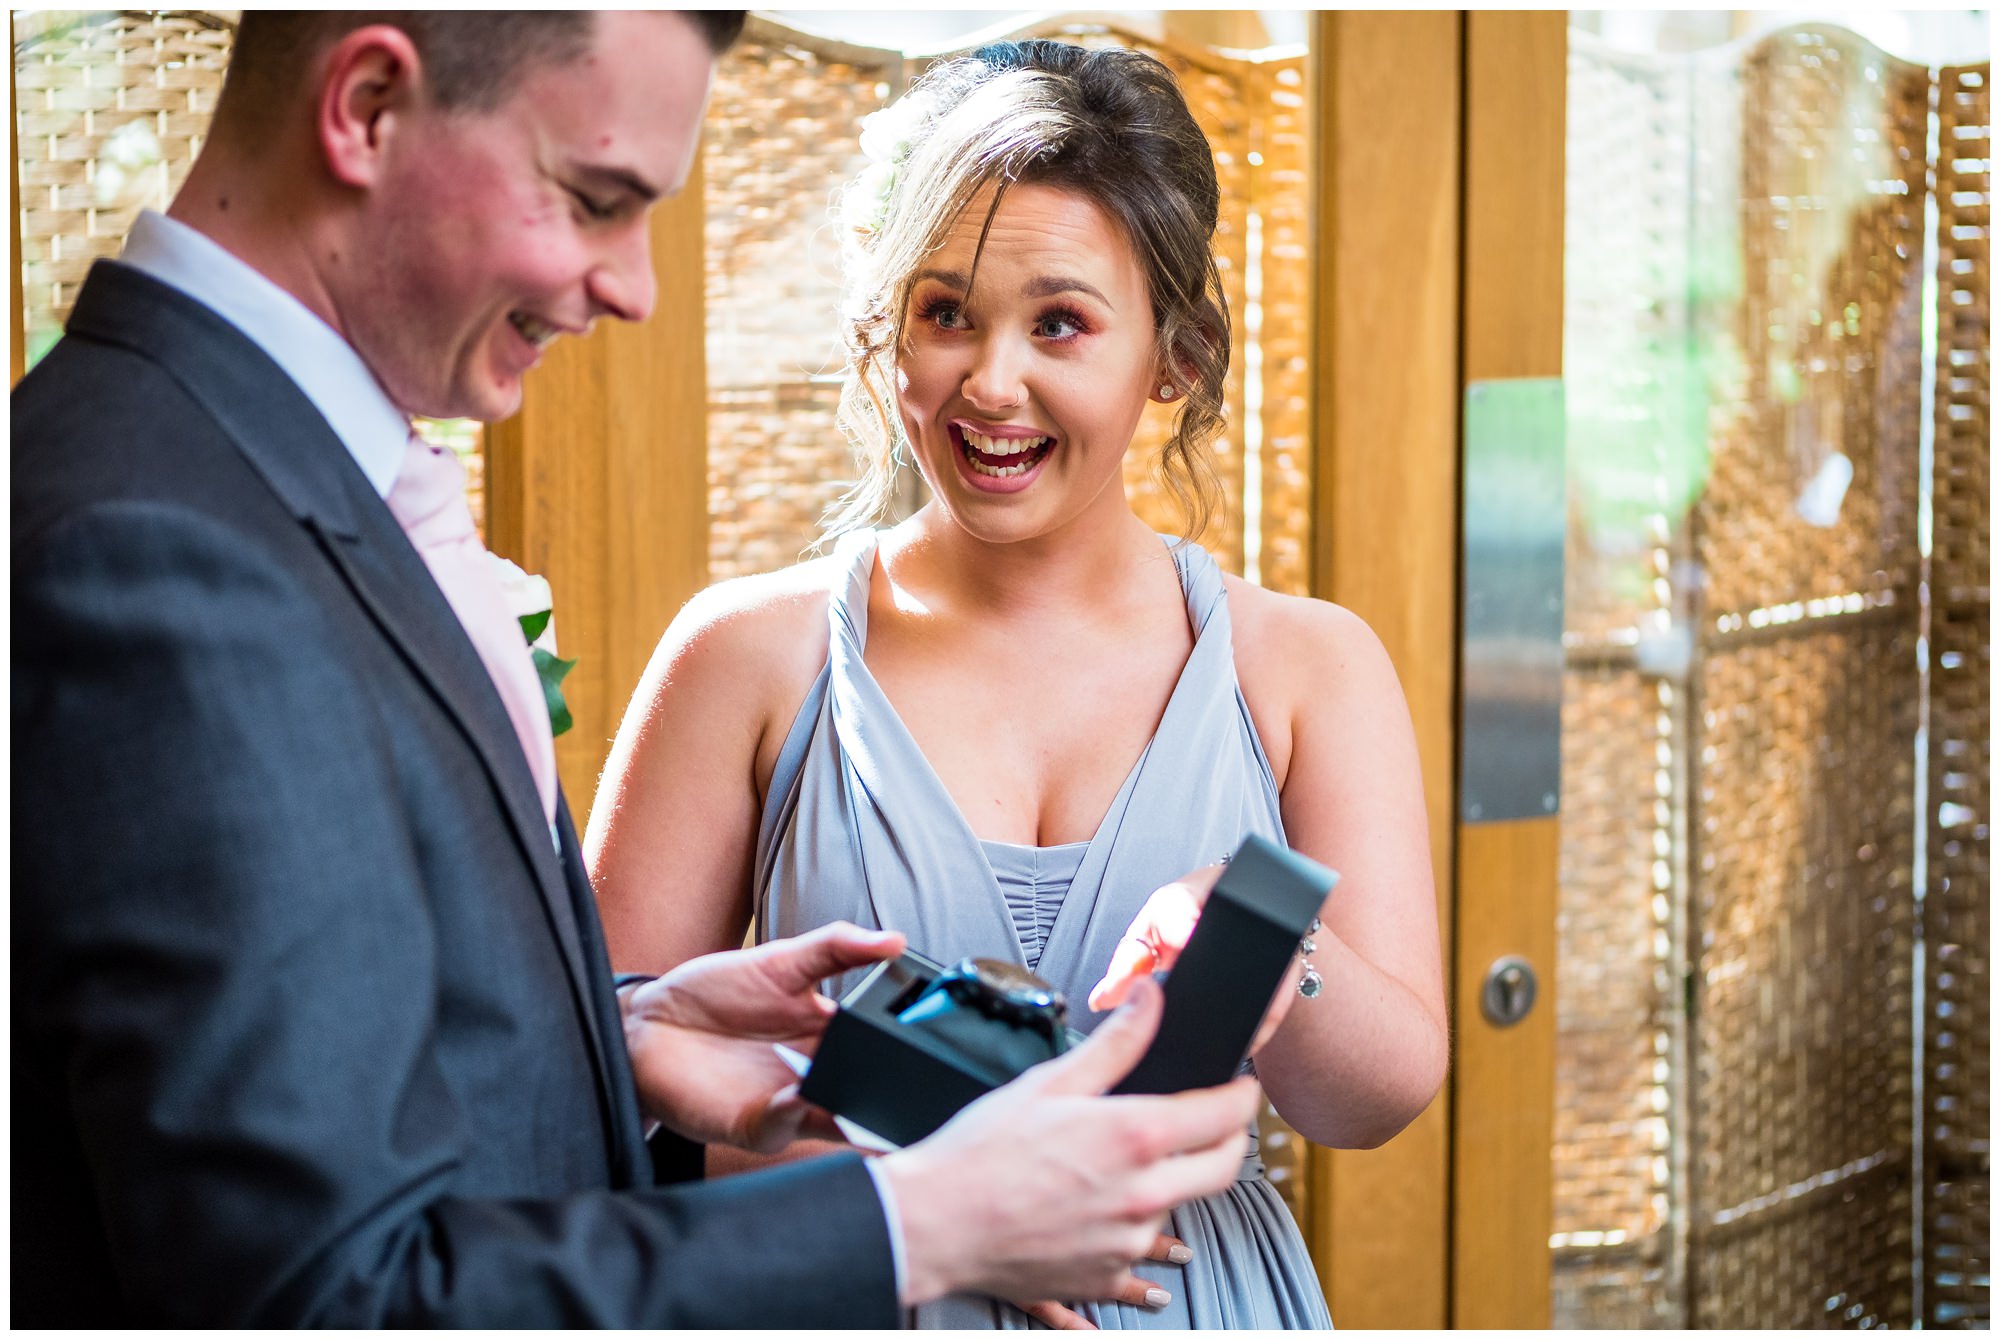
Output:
[{"xmin": 316, "ymin": 25, "xmax": 424, "ymax": 189}]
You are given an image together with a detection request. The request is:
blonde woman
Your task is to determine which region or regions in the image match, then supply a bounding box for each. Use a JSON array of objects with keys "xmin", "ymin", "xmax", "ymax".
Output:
[{"xmin": 589, "ymin": 40, "xmax": 1446, "ymax": 1329}]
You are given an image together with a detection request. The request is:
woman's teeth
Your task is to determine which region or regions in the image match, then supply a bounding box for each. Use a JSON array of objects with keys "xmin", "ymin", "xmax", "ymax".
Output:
[
  {"xmin": 961, "ymin": 428, "xmax": 1052, "ymax": 478},
  {"xmin": 509, "ymin": 313, "xmax": 557, "ymax": 349}
]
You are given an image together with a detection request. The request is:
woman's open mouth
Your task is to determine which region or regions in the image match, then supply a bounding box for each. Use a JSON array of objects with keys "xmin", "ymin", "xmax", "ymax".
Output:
[{"xmin": 955, "ymin": 424, "xmax": 1056, "ymax": 482}]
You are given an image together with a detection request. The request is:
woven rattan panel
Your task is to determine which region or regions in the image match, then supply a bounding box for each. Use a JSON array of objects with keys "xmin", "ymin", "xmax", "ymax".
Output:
[
  {"xmin": 703, "ymin": 29, "xmax": 896, "ymax": 584},
  {"xmin": 1249, "ymin": 57, "xmax": 1312, "ymax": 598},
  {"xmin": 1557, "ymin": 24, "xmax": 1986, "ymax": 1330},
  {"xmin": 1555, "ymin": 33, "xmax": 1701, "ymax": 1328},
  {"xmin": 1699, "ymin": 32, "xmax": 1929, "ymax": 618},
  {"xmin": 12, "ymin": 12, "xmax": 486, "ymax": 531},
  {"xmin": 14, "ymin": 12, "xmax": 233, "ymax": 362},
  {"xmin": 1691, "ymin": 620, "xmax": 1920, "ymax": 1327},
  {"xmin": 1553, "ymin": 662, "xmax": 1679, "ymax": 1328},
  {"xmin": 1924, "ymin": 61, "xmax": 1991, "ymax": 1333},
  {"xmin": 1688, "ymin": 28, "xmax": 1929, "ymax": 1328}
]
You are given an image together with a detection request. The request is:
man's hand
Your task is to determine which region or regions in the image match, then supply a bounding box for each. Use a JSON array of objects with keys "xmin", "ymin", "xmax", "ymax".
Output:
[
  {"xmin": 1086, "ymin": 864, "xmax": 1299, "ymax": 1055},
  {"xmin": 621, "ymin": 922, "xmax": 905, "ymax": 1152},
  {"xmin": 879, "ymin": 978, "xmax": 1262, "ymax": 1309}
]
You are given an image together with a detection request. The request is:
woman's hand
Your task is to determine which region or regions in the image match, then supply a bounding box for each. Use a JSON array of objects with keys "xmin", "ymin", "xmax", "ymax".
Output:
[
  {"xmin": 1015, "ymin": 1234, "xmax": 1195, "ymax": 1329},
  {"xmin": 1085, "ymin": 864, "xmax": 1301, "ymax": 1055}
]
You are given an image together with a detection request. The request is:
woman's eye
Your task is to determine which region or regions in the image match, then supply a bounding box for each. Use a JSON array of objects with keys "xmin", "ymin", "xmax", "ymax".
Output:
[
  {"xmin": 925, "ymin": 301, "xmax": 965, "ymax": 330},
  {"xmin": 1036, "ymin": 315, "xmax": 1078, "ymax": 339}
]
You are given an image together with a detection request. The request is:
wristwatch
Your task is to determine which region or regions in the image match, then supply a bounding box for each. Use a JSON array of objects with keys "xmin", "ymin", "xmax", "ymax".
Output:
[{"xmin": 895, "ymin": 957, "xmax": 1071, "ymax": 1075}]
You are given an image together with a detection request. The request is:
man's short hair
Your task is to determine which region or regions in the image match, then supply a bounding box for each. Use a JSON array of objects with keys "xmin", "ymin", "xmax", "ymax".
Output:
[{"xmin": 214, "ymin": 11, "xmax": 746, "ymax": 130}]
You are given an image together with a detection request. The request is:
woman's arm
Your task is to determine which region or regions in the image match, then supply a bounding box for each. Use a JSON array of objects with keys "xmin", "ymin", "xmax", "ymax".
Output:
[
  {"xmin": 1235, "ymin": 588, "xmax": 1450, "ymax": 1149},
  {"xmin": 587, "ymin": 566, "xmax": 832, "ymax": 975}
]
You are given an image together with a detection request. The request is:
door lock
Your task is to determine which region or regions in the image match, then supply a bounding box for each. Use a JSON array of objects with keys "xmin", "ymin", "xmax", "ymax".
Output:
[{"xmin": 1480, "ymin": 956, "xmax": 1538, "ymax": 1027}]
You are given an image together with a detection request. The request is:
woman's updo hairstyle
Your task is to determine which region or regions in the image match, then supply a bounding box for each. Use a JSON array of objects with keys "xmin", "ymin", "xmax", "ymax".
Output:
[{"xmin": 827, "ymin": 39, "xmax": 1230, "ymax": 542}]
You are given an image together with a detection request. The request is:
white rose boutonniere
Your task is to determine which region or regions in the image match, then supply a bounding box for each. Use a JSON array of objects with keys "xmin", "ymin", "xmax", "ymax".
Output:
[{"xmin": 489, "ymin": 554, "xmax": 576, "ymax": 737}]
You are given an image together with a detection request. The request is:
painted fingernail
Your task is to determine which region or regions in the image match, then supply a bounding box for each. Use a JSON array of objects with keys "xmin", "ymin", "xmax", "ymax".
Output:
[
  {"xmin": 1145, "ymin": 1288, "xmax": 1171, "ymax": 1308},
  {"xmin": 1167, "ymin": 1244, "xmax": 1194, "ymax": 1264}
]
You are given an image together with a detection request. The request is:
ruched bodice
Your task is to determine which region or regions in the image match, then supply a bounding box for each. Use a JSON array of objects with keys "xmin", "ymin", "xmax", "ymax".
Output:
[
  {"xmin": 751, "ymin": 530, "xmax": 1332, "ymax": 1329},
  {"xmin": 981, "ymin": 839, "xmax": 1087, "ymax": 971}
]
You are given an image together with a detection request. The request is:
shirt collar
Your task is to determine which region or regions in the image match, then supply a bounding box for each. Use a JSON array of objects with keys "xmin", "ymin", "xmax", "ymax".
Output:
[{"xmin": 119, "ymin": 210, "xmax": 409, "ymax": 499}]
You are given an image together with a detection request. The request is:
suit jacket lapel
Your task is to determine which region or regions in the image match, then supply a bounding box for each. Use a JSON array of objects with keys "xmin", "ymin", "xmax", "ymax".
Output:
[{"xmin": 64, "ymin": 260, "xmax": 618, "ymax": 1106}]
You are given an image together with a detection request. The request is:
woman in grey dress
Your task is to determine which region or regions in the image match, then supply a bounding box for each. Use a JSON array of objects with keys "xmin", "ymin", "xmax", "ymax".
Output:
[{"xmin": 589, "ymin": 41, "xmax": 1447, "ymax": 1329}]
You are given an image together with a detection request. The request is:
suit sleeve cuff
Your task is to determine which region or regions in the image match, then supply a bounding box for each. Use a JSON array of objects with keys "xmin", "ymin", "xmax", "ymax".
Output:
[{"xmin": 862, "ymin": 1157, "xmax": 911, "ymax": 1305}]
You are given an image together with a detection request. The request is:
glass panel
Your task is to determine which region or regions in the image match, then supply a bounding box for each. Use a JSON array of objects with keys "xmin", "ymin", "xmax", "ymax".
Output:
[{"xmin": 1558, "ymin": 16, "xmax": 1989, "ymax": 1328}]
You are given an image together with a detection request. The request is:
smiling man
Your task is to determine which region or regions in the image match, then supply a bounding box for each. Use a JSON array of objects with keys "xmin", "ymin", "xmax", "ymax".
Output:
[{"xmin": 12, "ymin": 12, "xmax": 1260, "ymax": 1327}]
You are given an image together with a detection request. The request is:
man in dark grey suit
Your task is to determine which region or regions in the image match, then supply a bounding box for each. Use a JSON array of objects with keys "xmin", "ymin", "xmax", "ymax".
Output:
[{"xmin": 12, "ymin": 12, "xmax": 1259, "ymax": 1326}]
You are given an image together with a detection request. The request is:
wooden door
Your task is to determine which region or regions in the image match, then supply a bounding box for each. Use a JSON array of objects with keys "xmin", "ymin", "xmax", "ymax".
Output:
[
  {"xmin": 1308, "ymin": 11, "xmax": 1566, "ymax": 1327},
  {"xmin": 1450, "ymin": 12, "xmax": 1566, "ymax": 1330}
]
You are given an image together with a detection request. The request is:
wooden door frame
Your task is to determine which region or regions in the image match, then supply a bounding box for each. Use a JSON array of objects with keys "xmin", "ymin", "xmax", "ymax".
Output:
[
  {"xmin": 1451, "ymin": 11, "xmax": 1566, "ymax": 1330},
  {"xmin": 1308, "ymin": 10, "xmax": 1566, "ymax": 1328},
  {"xmin": 483, "ymin": 146, "xmax": 711, "ymax": 828},
  {"xmin": 1308, "ymin": 11, "xmax": 1460, "ymax": 1328}
]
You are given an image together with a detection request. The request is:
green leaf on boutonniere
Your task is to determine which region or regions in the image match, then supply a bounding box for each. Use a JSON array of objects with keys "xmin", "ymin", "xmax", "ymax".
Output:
[
  {"xmin": 532, "ymin": 646, "xmax": 576, "ymax": 737},
  {"xmin": 518, "ymin": 609, "xmax": 552, "ymax": 645}
]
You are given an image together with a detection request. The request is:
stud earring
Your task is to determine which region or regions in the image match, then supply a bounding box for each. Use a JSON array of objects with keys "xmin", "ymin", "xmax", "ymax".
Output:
[{"xmin": 1159, "ymin": 383, "xmax": 1177, "ymax": 401}]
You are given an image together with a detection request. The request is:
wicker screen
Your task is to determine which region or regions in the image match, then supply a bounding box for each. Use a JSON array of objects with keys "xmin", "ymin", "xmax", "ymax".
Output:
[
  {"xmin": 1924, "ymin": 61, "xmax": 1990, "ymax": 1333},
  {"xmin": 702, "ymin": 24, "xmax": 899, "ymax": 584},
  {"xmin": 1559, "ymin": 24, "xmax": 1989, "ymax": 1329},
  {"xmin": 13, "ymin": 12, "xmax": 484, "ymax": 528},
  {"xmin": 14, "ymin": 11, "xmax": 232, "ymax": 365},
  {"xmin": 703, "ymin": 19, "xmax": 1312, "ymax": 596},
  {"xmin": 1558, "ymin": 36, "xmax": 1709, "ymax": 1324}
]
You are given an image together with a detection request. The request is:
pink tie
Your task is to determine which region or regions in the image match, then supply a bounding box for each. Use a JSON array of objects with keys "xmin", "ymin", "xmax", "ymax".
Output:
[{"xmin": 387, "ymin": 433, "xmax": 558, "ymax": 826}]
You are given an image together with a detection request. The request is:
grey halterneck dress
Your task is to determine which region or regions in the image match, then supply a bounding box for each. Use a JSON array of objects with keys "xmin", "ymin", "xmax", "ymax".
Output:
[{"xmin": 753, "ymin": 530, "xmax": 1333, "ymax": 1329}]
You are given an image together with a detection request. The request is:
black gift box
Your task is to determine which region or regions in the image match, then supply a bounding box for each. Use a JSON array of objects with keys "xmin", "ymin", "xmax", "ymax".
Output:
[{"xmin": 799, "ymin": 833, "xmax": 1337, "ymax": 1148}]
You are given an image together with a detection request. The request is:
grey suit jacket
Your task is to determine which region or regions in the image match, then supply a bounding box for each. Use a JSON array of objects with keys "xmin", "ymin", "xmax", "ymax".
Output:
[{"xmin": 12, "ymin": 261, "xmax": 897, "ymax": 1326}]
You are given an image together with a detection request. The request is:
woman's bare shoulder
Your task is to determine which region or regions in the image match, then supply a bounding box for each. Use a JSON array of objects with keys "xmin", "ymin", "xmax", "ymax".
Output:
[
  {"xmin": 647, "ymin": 555, "xmax": 842, "ymax": 707},
  {"xmin": 677, "ymin": 555, "xmax": 841, "ymax": 637},
  {"xmin": 1222, "ymin": 574, "xmax": 1407, "ymax": 782},
  {"xmin": 1223, "ymin": 574, "xmax": 1391, "ymax": 686}
]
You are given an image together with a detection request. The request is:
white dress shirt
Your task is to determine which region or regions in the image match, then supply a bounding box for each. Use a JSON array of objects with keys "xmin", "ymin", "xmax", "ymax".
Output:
[{"xmin": 120, "ymin": 210, "xmax": 409, "ymax": 499}]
